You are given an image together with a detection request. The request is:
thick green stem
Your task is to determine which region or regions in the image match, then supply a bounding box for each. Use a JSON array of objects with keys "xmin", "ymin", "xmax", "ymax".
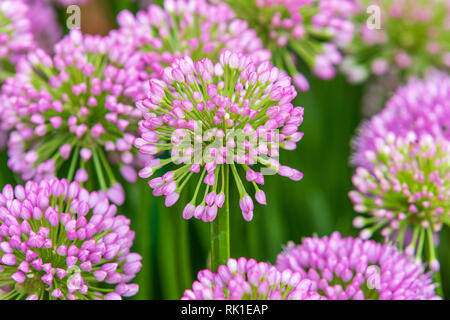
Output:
[{"xmin": 210, "ymin": 165, "xmax": 230, "ymax": 272}]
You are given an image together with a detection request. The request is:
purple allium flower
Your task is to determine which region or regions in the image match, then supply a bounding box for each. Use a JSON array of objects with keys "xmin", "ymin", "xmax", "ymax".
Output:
[
  {"xmin": 135, "ymin": 51, "xmax": 304, "ymax": 222},
  {"xmin": 352, "ymin": 72, "xmax": 450, "ymax": 169},
  {"xmin": 343, "ymin": 0, "xmax": 450, "ymax": 82},
  {"xmin": 225, "ymin": 0, "xmax": 358, "ymax": 85},
  {"xmin": 350, "ymin": 133, "xmax": 450, "ymax": 269},
  {"xmin": 114, "ymin": 0, "xmax": 270, "ymax": 100},
  {"xmin": 276, "ymin": 232, "xmax": 440, "ymax": 300},
  {"xmin": 0, "ymin": 0, "xmax": 34, "ymax": 78},
  {"xmin": 2, "ymin": 30, "xmax": 145, "ymax": 205},
  {"xmin": 182, "ymin": 257, "xmax": 321, "ymax": 300},
  {"xmin": 350, "ymin": 74, "xmax": 450, "ymax": 268},
  {"xmin": 0, "ymin": 178, "xmax": 142, "ymax": 300}
]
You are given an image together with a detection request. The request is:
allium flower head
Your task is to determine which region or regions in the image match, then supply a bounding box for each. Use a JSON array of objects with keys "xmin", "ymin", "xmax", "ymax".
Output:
[
  {"xmin": 0, "ymin": 0, "xmax": 34, "ymax": 78},
  {"xmin": 2, "ymin": 30, "xmax": 144, "ymax": 205},
  {"xmin": 0, "ymin": 178, "xmax": 142, "ymax": 300},
  {"xmin": 351, "ymin": 74, "xmax": 450, "ymax": 269},
  {"xmin": 135, "ymin": 51, "xmax": 304, "ymax": 222},
  {"xmin": 352, "ymin": 72, "xmax": 450, "ymax": 169},
  {"xmin": 225, "ymin": 0, "xmax": 357, "ymax": 86},
  {"xmin": 182, "ymin": 257, "xmax": 321, "ymax": 300},
  {"xmin": 115, "ymin": 0, "xmax": 270, "ymax": 99},
  {"xmin": 350, "ymin": 133, "xmax": 450, "ymax": 270},
  {"xmin": 276, "ymin": 232, "xmax": 440, "ymax": 300},
  {"xmin": 343, "ymin": 0, "xmax": 450, "ymax": 82}
]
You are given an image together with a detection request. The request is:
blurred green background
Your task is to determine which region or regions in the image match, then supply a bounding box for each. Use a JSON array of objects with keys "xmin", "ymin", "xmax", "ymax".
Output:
[{"xmin": 1, "ymin": 0, "xmax": 449, "ymax": 300}]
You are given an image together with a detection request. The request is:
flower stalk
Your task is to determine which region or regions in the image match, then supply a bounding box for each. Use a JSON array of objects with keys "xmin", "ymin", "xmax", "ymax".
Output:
[{"xmin": 210, "ymin": 165, "xmax": 230, "ymax": 271}]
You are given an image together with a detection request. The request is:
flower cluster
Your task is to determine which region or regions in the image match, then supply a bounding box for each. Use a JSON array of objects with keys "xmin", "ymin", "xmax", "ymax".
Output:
[
  {"xmin": 352, "ymin": 72, "xmax": 450, "ymax": 169},
  {"xmin": 350, "ymin": 134, "xmax": 450, "ymax": 269},
  {"xmin": 0, "ymin": 178, "xmax": 142, "ymax": 300},
  {"xmin": 276, "ymin": 232, "xmax": 440, "ymax": 299},
  {"xmin": 2, "ymin": 30, "xmax": 145, "ymax": 205},
  {"xmin": 225, "ymin": 0, "xmax": 357, "ymax": 87},
  {"xmin": 0, "ymin": 0, "xmax": 34, "ymax": 80},
  {"xmin": 343, "ymin": 0, "xmax": 450, "ymax": 82},
  {"xmin": 350, "ymin": 74, "xmax": 450, "ymax": 268},
  {"xmin": 182, "ymin": 257, "xmax": 321, "ymax": 300},
  {"xmin": 114, "ymin": 0, "xmax": 270, "ymax": 101},
  {"xmin": 135, "ymin": 51, "xmax": 304, "ymax": 221}
]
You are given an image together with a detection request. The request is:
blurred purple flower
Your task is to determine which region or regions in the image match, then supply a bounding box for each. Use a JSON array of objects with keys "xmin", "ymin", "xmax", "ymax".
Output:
[
  {"xmin": 2, "ymin": 30, "xmax": 146, "ymax": 205},
  {"xmin": 343, "ymin": 0, "xmax": 450, "ymax": 82},
  {"xmin": 114, "ymin": 0, "xmax": 271, "ymax": 100},
  {"xmin": 225, "ymin": 0, "xmax": 358, "ymax": 86},
  {"xmin": 350, "ymin": 73, "xmax": 450, "ymax": 268},
  {"xmin": 352, "ymin": 72, "xmax": 450, "ymax": 169},
  {"xmin": 0, "ymin": 0, "xmax": 34, "ymax": 72}
]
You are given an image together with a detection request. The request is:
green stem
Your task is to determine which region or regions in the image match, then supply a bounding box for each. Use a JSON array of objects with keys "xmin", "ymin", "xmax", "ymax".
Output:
[
  {"xmin": 92, "ymin": 148, "xmax": 107, "ymax": 190},
  {"xmin": 67, "ymin": 145, "xmax": 80, "ymax": 182},
  {"xmin": 210, "ymin": 165, "xmax": 230, "ymax": 272}
]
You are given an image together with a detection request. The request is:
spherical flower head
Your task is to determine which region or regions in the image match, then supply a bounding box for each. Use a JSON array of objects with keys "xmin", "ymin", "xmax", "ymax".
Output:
[
  {"xmin": 0, "ymin": 178, "xmax": 142, "ymax": 300},
  {"xmin": 115, "ymin": 0, "xmax": 271, "ymax": 100},
  {"xmin": 0, "ymin": 0, "xmax": 34, "ymax": 76},
  {"xmin": 225, "ymin": 0, "xmax": 357, "ymax": 84},
  {"xmin": 276, "ymin": 232, "xmax": 440, "ymax": 300},
  {"xmin": 3, "ymin": 30, "xmax": 145, "ymax": 205},
  {"xmin": 136, "ymin": 51, "xmax": 305, "ymax": 222},
  {"xmin": 352, "ymin": 72, "xmax": 450, "ymax": 169},
  {"xmin": 182, "ymin": 257, "xmax": 321, "ymax": 300},
  {"xmin": 344, "ymin": 0, "xmax": 450, "ymax": 82},
  {"xmin": 350, "ymin": 133, "xmax": 450, "ymax": 268}
]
